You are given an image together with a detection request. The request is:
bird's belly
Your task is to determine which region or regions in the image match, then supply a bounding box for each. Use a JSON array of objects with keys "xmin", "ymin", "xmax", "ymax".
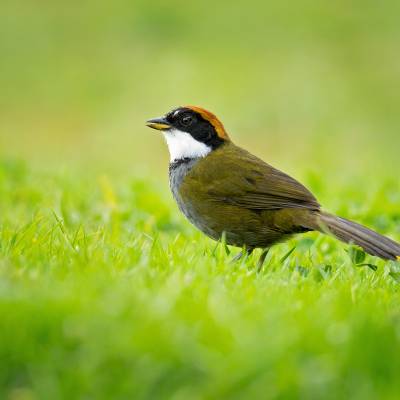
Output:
[
  {"xmin": 172, "ymin": 189, "xmax": 285, "ymax": 249},
  {"xmin": 173, "ymin": 191, "xmax": 222, "ymax": 241}
]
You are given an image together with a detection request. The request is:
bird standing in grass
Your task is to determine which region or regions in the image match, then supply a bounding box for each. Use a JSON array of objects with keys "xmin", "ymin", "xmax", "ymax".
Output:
[{"xmin": 147, "ymin": 106, "xmax": 400, "ymax": 266}]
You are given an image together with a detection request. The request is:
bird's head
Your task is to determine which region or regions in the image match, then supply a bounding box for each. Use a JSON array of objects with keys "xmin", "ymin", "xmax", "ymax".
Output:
[{"xmin": 146, "ymin": 106, "xmax": 230, "ymax": 162}]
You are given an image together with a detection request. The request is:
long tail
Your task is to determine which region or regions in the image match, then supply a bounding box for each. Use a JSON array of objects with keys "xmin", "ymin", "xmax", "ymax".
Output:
[{"xmin": 317, "ymin": 212, "xmax": 400, "ymax": 260}]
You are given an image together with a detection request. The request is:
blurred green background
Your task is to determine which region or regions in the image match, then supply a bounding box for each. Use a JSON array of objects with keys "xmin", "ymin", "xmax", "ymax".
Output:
[
  {"xmin": 2, "ymin": 1, "xmax": 400, "ymax": 399},
  {"xmin": 1, "ymin": 0, "xmax": 400, "ymax": 180}
]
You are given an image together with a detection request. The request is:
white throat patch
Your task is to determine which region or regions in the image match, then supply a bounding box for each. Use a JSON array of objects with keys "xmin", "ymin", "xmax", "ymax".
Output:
[{"xmin": 163, "ymin": 129, "xmax": 211, "ymax": 162}]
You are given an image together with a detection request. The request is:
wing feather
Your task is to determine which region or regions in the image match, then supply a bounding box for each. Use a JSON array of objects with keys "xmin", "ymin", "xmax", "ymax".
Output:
[{"xmin": 192, "ymin": 143, "xmax": 320, "ymax": 211}]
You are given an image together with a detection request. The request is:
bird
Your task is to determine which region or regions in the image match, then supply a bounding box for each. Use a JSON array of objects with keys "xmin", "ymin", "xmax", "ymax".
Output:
[{"xmin": 146, "ymin": 106, "xmax": 400, "ymax": 266}]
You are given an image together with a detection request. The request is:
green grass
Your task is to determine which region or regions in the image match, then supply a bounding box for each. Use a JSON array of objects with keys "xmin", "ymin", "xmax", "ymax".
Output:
[
  {"xmin": 1, "ymin": 160, "xmax": 400, "ymax": 399},
  {"xmin": 2, "ymin": 0, "xmax": 400, "ymax": 398}
]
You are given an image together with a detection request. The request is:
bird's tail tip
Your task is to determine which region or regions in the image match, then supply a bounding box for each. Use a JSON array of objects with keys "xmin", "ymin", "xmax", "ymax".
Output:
[{"xmin": 317, "ymin": 212, "xmax": 400, "ymax": 261}]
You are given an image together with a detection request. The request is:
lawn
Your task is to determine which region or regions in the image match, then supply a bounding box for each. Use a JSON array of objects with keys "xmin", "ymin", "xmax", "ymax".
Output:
[
  {"xmin": 1, "ymin": 1, "xmax": 400, "ymax": 399},
  {"xmin": 1, "ymin": 160, "xmax": 400, "ymax": 399}
]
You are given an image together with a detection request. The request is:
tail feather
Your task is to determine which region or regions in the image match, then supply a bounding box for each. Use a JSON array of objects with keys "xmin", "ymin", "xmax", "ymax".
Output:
[{"xmin": 318, "ymin": 212, "xmax": 400, "ymax": 261}]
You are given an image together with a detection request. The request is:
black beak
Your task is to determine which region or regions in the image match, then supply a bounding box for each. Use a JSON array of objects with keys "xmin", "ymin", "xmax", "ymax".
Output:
[{"xmin": 146, "ymin": 116, "xmax": 171, "ymax": 131}]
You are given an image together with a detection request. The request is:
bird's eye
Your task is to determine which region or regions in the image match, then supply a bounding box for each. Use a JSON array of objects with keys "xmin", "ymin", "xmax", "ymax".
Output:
[{"xmin": 180, "ymin": 114, "xmax": 194, "ymax": 127}]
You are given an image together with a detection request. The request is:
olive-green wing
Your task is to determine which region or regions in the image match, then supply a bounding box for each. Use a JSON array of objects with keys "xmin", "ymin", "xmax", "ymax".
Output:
[{"xmin": 193, "ymin": 143, "xmax": 320, "ymax": 211}]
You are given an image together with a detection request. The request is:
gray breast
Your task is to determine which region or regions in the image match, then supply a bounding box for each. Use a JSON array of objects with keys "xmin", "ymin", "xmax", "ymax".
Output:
[
  {"xmin": 169, "ymin": 158, "xmax": 199, "ymax": 194},
  {"xmin": 169, "ymin": 158, "xmax": 199, "ymax": 213},
  {"xmin": 168, "ymin": 157, "xmax": 218, "ymax": 238}
]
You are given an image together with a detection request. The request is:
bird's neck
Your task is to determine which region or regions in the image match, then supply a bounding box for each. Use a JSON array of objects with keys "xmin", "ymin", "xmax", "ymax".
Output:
[{"xmin": 169, "ymin": 157, "xmax": 194, "ymax": 169}]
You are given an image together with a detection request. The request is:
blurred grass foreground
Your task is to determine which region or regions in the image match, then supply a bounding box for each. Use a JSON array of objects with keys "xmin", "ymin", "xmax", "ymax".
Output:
[{"xmin": 1, "ymin": 1, "xmax": 400, "ymax": 399}]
